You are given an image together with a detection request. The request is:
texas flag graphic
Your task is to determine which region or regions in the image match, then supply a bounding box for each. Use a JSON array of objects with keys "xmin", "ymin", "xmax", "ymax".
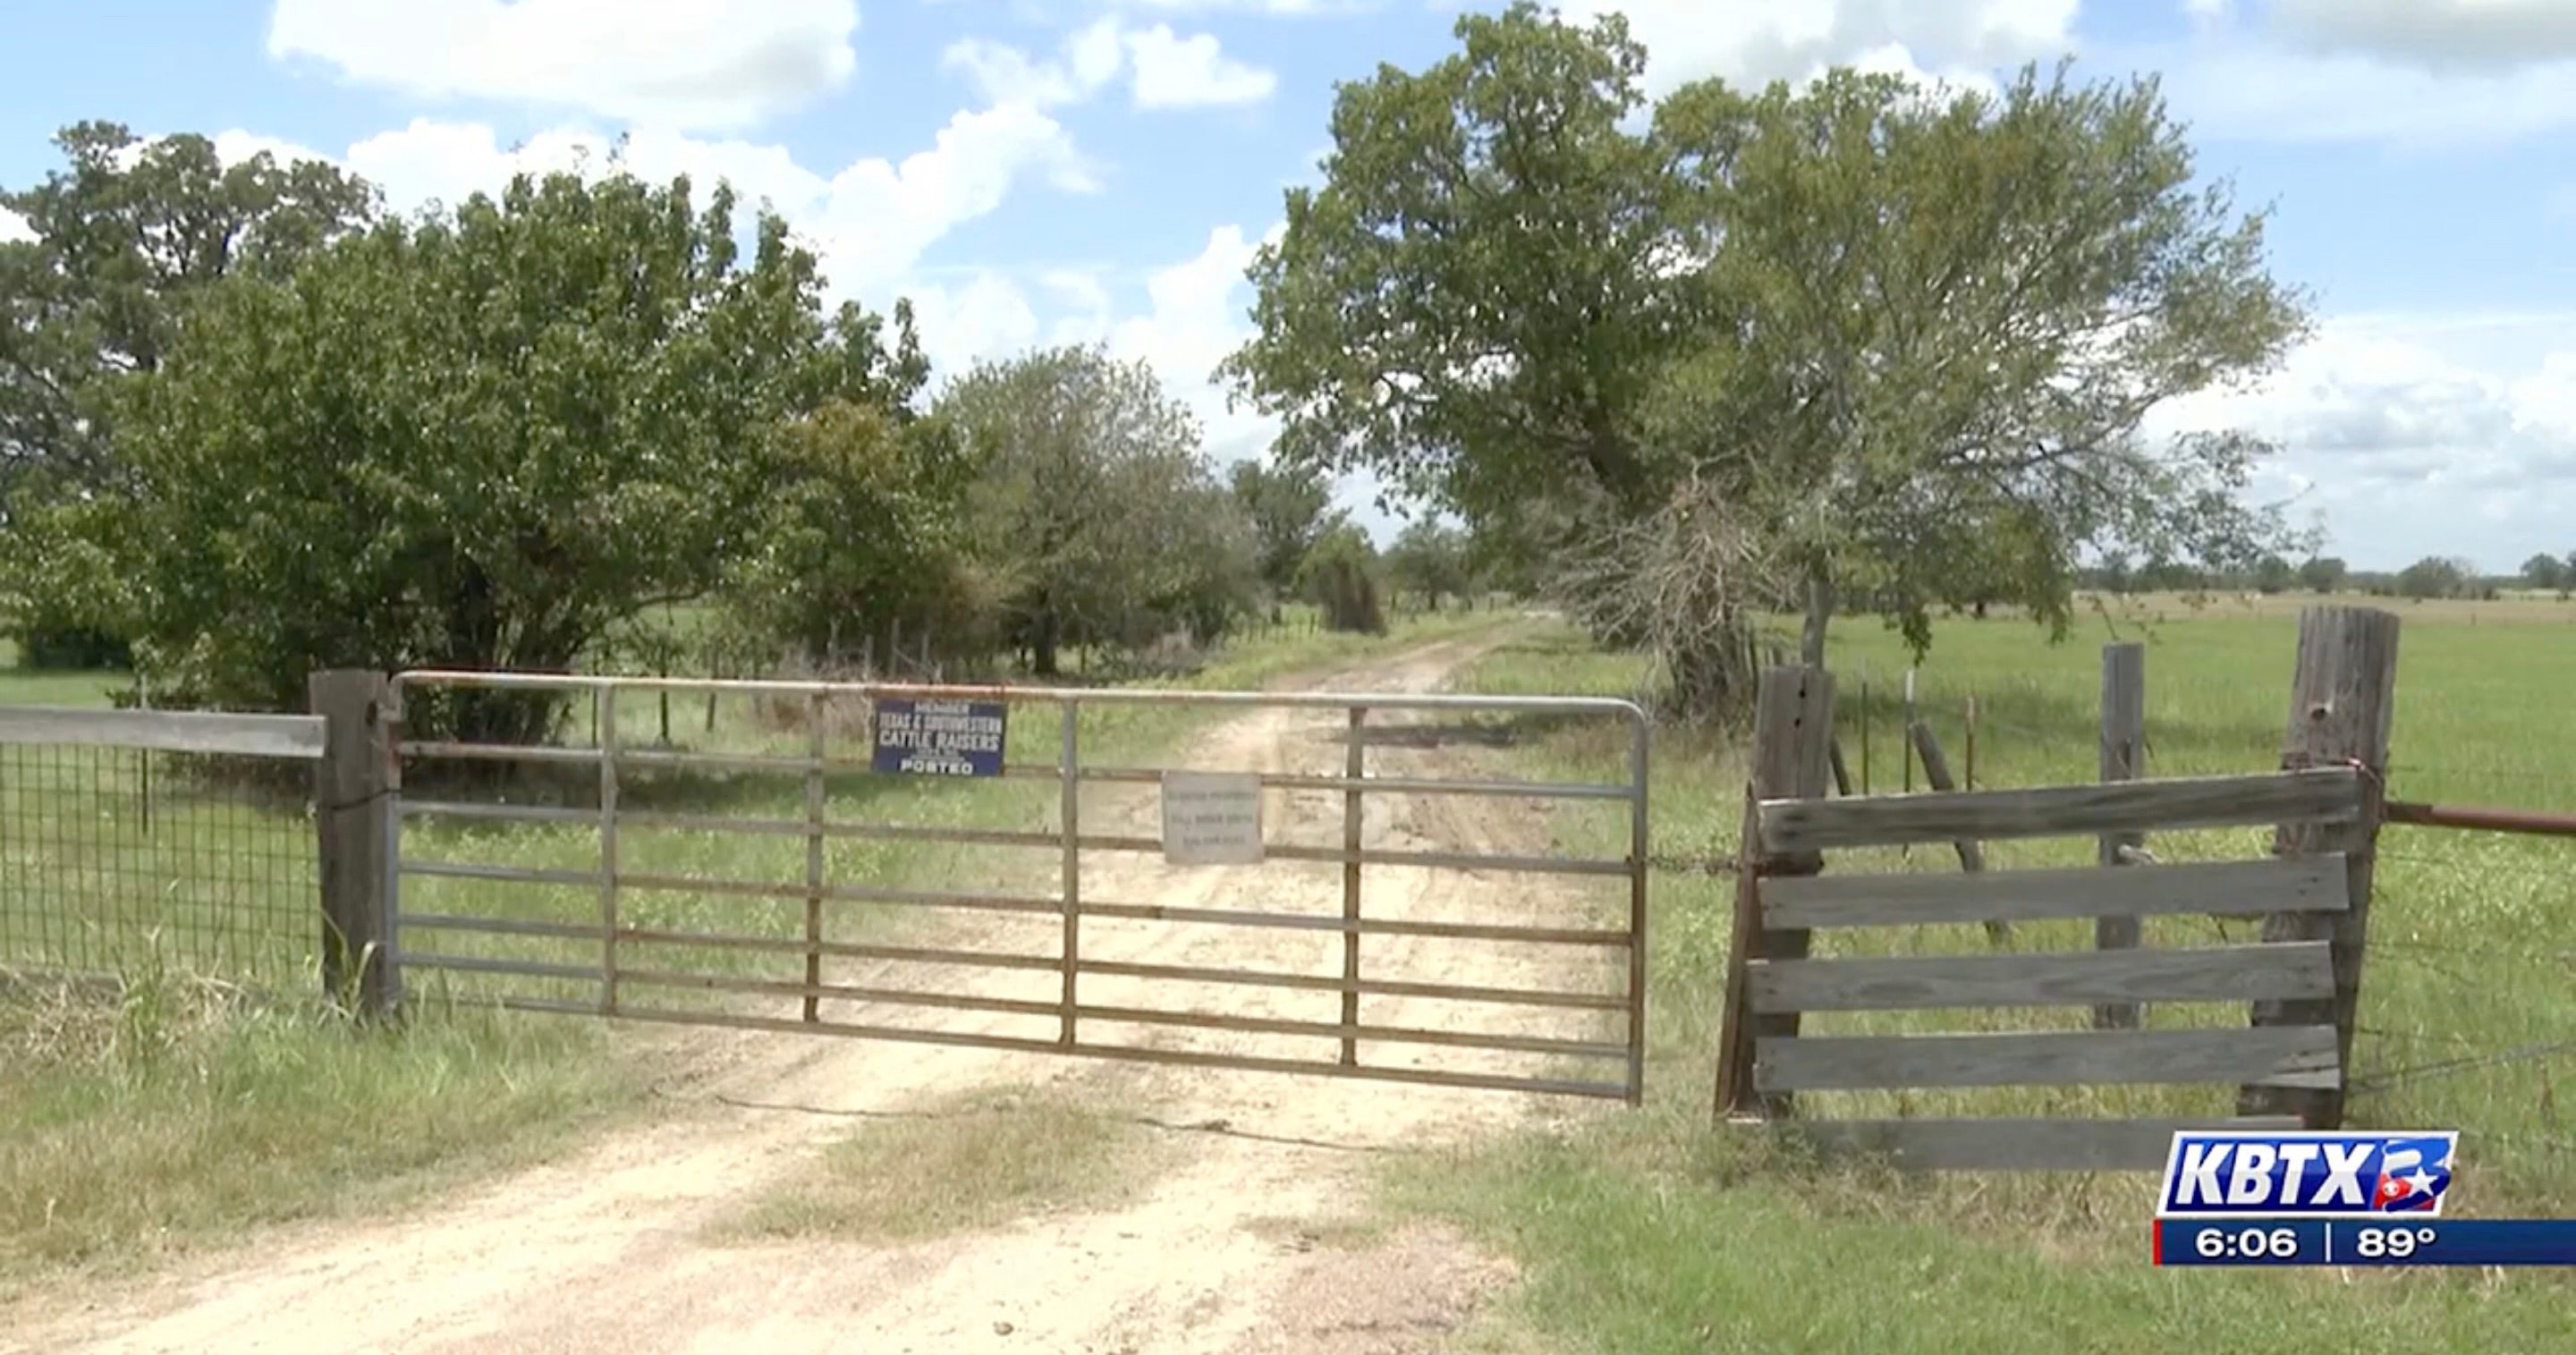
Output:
[{"xmin": 2369, "ymin": 1137, "xmax": 2454, "ymax": 1213}]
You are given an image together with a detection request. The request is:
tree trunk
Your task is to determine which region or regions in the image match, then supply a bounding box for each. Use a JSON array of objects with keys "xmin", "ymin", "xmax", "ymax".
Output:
[
  {"xmin": 1032, "ymin": 610, "xmax": 1061, "ymax": 678},
  {"xmin": 1799, "ymin": 569, "xmax": 1835, "ymax": 668}
]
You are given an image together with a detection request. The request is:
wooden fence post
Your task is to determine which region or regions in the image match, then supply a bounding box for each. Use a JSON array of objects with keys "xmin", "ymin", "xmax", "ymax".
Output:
[
  {"xmin": 1715, "ymin": 665, "xmax": 1836, "ymax": 1120},
  {"xmin": 2095, "ymin": 642, "xmax": 2146, "ymax": 1029},
  {"xmin": 2240, "ymin": 606, "xmax": 2399, "ymax": 1127},
  {"xmin": 1908, "ymin": 719, "xmax": 2004, "ymax": 946},
  {"xmin": 310, "ymin": 670, "xmax": 399, "ymax": 1017}
]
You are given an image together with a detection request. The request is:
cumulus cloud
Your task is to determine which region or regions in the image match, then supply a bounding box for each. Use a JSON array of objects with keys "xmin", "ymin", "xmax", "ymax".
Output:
[
  {"xmin": 943, "ymin": 17, "xmax": 1126, "ymax": 108},
  {"xmin": 2149, "ymin": 0, "xmax": 2576, "ymax": 145},
  {"xmin": 1119, "ymin": 0, "xmax": 1375, "ymax": 13},
  {"xmin": 2152, "ymin": 313, "xmax": 2576, "ymax": 564},
  {"xmin": 2270, "ymin": 0, "xmax": 2576, "ymax": 72},
  {"xmin": 1554, "ymin": 0, "xmax": 2076, "ymax": 98},
  {"xmin": 940, "ymin": 16, "xmax": 1277, "ymax": 110},
  {"xmin": 0, "ymin": 207, "xmax": 32, "ymax": 244},
  {"xmin": 236, "ymin": 101, "xmax": 1094, "ymax": 303},
  {"xmin": 2158, "ymin": 42, "xmax": 2576, "ymax": 146},
  {"xmin": 1123, "ymin": 25, "xmax": 1280, "ymax": 106},
  {"xmin": 265, "ymin": 0, "xmax": 860, "ymax": 131}
]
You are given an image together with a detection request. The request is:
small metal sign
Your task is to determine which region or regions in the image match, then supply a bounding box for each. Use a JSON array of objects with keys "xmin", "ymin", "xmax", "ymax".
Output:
[
  {"xmin": 1160, "ymin": 770, "xmax": 1266, "ymax": 865},
  {"xmin": 870, "ymin": 698, "xmax": 1008, "ymax": 777}
]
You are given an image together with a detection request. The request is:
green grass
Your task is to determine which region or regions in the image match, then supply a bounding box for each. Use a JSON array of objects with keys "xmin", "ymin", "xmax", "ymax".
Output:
[
  {"xmin": 1395, "ymin": 598, "xmax": 2576, "ymax": 1352},
  {"xmin": 716, "ymin": 1081, "xmax": 1165, "ymax": 1243},
  {"xmin": 0, "ymin": 606, "xmax": 1514, "ymax": 1287},
  {"xmin": 0, "ymin": 969, "xmax": 638, "ymax": 1293}
]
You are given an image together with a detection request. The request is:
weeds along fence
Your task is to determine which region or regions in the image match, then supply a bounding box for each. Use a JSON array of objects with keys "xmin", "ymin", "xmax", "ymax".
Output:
[
  {"xmin": 0, "ymin": 700, "xmax": 327, "ymax": 993},
  {"xmin": 1715, "ymin": 607, "xmax": 2407, "ymax": 1170}
]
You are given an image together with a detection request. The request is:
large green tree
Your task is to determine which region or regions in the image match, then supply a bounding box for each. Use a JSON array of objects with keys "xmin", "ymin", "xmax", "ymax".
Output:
[
  {"xmin": 718, "ymin": 396, "xmax": 983, "ymax": 665},
  {"xmin": 2520, "ymin": 552, "xmax": 2565, "ymax": 593},
  {"xmin": 1223, "ymin": 4, "xmax": 2310, "ymax": 709},
  {"xmin": 1, "ymin": 123, "xmax": 377, "ymax": 665},
  {"xmin": 0, "ymin": 123, "xmax": 377, "ymax": 501},
  {"xmin": 1385, "ymin": 518, "xmax": 1471, "ymax": 612},
  {"xmin": 1218, "ymin": 6, "xmax": 1691, "ymax": 543},
  {"xmin": 1228, "ymin": 459, "xmax": 1343, "ymax": 617},
  {"xmin": 15, "ymin": 168, "xmax": 927, "ymax": 733},
  {"xmin": 939, "ymin": 344, "xmax": 1258, "ymax": 675}
]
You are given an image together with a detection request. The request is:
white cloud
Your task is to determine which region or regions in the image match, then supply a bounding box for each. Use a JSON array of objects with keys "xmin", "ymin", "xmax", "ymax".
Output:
[
  {"xmin": 1123, "ymin": 24, "xmax": 1280, "ymax": 106},
  {"xmin": 2270, "ymin": 0, "xmax": 2576, "ymax": 72},
  {"xmin": 2156, "ymin": 0, "xmax": 2576, "ymax": 145},
  {"xmin": 0, "ymin": 207, "xmax": 30, "ymax": 244},
  {"xmin": 939, "ymin": 17, "xmax": 1275, "ymax": 110},
  {"xmin": 277, "ymin": 104, "xmax": 1093, "ymax": 300},
  {"xmin": 1555, "ymin": 0, "xmax": 2077, "ymax": 98},
  {"xmin": 265, "ymin": 0, "xmax": 859, "ymax": 131},
  {"xmin": 2159, "ymin": 41, "xmax": 2576, "ymax": 145},
  {"xmin": 2153, "ymin": 312, "xmax": 2576, "ymax": 567},
  {"xmin": 1120, "ymin": 0, "xmax": 1373, "ymax": 12},
  {"xmin": 210, "ymin": 130, "xmax": 338, "ymax": 168},
  {"xmin": 943, "ymin": 16, "xmax": 1125, "ymax": 108}
]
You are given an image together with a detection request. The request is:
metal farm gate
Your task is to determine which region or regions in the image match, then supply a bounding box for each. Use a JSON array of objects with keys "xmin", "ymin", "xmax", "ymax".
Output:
[{"xmin": 379, "ymin": 671, "xmax": 1651, "ymax": 1101}]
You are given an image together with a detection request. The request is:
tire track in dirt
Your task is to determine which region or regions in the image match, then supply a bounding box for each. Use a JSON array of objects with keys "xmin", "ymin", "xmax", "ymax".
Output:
[{"xmin": 3, "ymin": 632, "xmax": 1631, "ymax": 1355}]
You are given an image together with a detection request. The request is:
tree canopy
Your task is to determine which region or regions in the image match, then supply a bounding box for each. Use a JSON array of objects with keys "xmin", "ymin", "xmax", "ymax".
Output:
[
  {"xmin": 0, "ymin": 122, "xmax": 377, "ymax": 502},
  {"xmin": 938, "ymin": 344, "xmax": 1258, "ymax": 674},
  {"xmin": 1223, "ymin": 3, "xmax": 2312, "ymax": 711},
  {"xmin": 12, "ymin": 166, "xmax": 925, "ymax": 729},
  {"xmin": 1229, "ymin": 459, "xmax": 1343, "ymax": 613}
]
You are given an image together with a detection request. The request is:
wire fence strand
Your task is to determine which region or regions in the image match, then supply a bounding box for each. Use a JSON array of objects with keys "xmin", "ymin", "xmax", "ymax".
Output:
[{"xmin": 0, "ymin": 741, "xmax": 318, "ymax": 989}]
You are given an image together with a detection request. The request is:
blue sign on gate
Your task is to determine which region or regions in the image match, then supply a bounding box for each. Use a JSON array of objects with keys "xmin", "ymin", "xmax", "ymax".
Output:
[{"xmin": 869, "ymin": 698, "xmax": 1008, "ymax": 777}]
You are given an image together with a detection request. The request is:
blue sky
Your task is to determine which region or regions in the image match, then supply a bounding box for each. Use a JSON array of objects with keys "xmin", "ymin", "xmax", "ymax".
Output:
[{"xmin": 4, "ymin": 0, "xmax": 2573, "ymax": 572}]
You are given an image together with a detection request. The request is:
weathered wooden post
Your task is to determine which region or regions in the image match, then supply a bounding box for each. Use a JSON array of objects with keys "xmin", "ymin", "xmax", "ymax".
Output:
[
  {"xmin": 1908, "ymin": 718, "xmax": 2003, "ymax": 945},
  {"xmin": 1715, "ymin": 664, "xmax": 1835, "ymax": 1119},
  {"xmin": 2095, "ymin": 642, "xmax": 2146, "ymax": 1029},
  {"xmin": 310, "ymin": 670, "xmax": 399, "ymax": 1016},
  {"xmin": 2239, "ymin": 606, "xmax": 2399, "ymax": 1128}
]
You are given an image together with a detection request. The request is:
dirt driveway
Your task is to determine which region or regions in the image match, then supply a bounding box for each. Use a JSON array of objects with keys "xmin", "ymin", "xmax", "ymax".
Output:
[{"xmin": 4, "ymin": 635, "xmax": 1631, "ymax": 1354}]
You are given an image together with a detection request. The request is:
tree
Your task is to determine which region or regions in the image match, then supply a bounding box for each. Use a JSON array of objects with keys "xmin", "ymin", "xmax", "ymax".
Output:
[
  {"xmin": 1229, "ymin": 459, "xmax": 1343, "ymax": 618},
  {"xmin": 13, "ymin": 168, "xmax": 925, "ymax": 734},
  {"xmin": 1, "ymin": 123, "xmax": 377, "ymax": 665},
  {"xmin": 2521, "ymin": 553, "xmax": 2566, "ymax": 593},
  {"xmin": 1385, "ymin": 518, "xmax": 1471, "ymax": 612},
  {"xmin": 0, "ymin": 123, "xmax": 377, "ymax": 498},
  {"xmin": 718, "ymin": 398, "xmax": 983, "ymax": 666},
  {"xmin": 1298, "ymin": 522, "xmax": 1387, "ymax": 634},
  {"xmin": 2395, "ymin": 556, "xmax": 2470, "ymax": 600},
  {"xmin": 1218, "ymin": 5, "xmax": 1692, "ymax": 549},
  {"xmin": 2297, "ymin": 555, "xmax": 2348, "ymax": 594},
  {"xmin": 940, "ymin": 344, "xmax": 1255, "ymax": 675},
  {"xmin": 1223, "ymin": 4, "xmax": 2310, "ymax": 709},
  {"xmin": 2253, "ymin": 555, "xmax": 2296, "ymax": 594}
]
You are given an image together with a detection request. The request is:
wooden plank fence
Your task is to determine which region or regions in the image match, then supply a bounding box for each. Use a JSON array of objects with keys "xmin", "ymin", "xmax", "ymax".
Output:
[{"xmin": 1713, "ymin": 606, "xmax": 2402, "ymax": 1172}]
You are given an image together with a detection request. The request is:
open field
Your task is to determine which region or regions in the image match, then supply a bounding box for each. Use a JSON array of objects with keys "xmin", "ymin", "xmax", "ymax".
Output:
[
  {"xmin": 1392, "ymin": 602, "xmax": 2576, "ymax": 1352},
  {"xmin": 0, "ymin": 606, "xmax": 1516, "ymax": 1293},
  {"xmin": 7, "ymin": 598, "xmax": 2572, "ymax": 1351}
]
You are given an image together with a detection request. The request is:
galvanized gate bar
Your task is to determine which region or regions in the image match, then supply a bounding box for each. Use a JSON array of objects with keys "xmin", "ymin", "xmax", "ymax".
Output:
[{"xmin": 383, "ymin": 670, "xmax": 1652, "ymax": 1103}]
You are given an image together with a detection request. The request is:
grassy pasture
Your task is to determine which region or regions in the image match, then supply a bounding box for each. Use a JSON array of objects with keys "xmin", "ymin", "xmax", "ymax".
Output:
[
  {"xmin": 1395, "ymin": 596, "xmax": 2576, "ymax": 1351},
  {"xmin": 0, "ymin": 606, "xmax": 1511, "ymax": 1287}
]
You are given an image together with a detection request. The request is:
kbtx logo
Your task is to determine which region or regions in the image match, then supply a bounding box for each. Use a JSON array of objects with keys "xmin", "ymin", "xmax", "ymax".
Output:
[{"xmin": 2156, "ymin": 1132, "xmax": 2458, "ymax": 1218}]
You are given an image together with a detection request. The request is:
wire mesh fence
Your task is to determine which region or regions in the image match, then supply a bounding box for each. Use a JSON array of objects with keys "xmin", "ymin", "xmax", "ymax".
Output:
[{"xmin": 0, "ymin": 739, "xmax": 319, "ymax": 990}]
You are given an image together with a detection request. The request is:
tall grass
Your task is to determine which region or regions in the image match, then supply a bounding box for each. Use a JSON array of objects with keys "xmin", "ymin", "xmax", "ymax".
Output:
[
  {"xmin": 0, "ymin": 961, "xmax": 634, "ymax": 1291},
  {"xmin": 1393, "ymin": 602, "xmax": 2576, "ymax": 1351}
]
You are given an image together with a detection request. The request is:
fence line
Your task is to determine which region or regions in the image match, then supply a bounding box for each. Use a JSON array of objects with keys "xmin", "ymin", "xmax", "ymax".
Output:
[{"xmin": 0, "ymin": 705, "xmax": 325, "ymax": 992}]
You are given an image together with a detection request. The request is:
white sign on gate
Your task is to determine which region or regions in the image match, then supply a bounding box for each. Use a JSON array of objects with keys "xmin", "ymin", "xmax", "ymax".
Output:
[{"xmin": 1159, "ymin": 771, "xmax": 1266, "ymax": 866}]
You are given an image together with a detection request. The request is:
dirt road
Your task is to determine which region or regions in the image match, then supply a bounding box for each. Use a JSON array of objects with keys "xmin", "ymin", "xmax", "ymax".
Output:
[{"xmin": 6, "ymin": 635, "xmax": 1628, "ymax": 1354}]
